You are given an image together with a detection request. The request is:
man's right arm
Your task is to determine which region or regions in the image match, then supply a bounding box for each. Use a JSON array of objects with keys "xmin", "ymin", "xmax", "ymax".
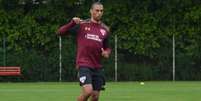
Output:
[{"xmin": 57, "ymin": 17, "xmax": 82, "ymax": 35}]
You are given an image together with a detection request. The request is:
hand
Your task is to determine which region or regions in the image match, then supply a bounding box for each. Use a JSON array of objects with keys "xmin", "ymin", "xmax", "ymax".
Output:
[
  {"xmin": 72, "ymin": 17, "xmax": 83, "ymax": 24},
  {"xmin": 101, "ymin": 48, "xmax": 110, "ymax": 58}
]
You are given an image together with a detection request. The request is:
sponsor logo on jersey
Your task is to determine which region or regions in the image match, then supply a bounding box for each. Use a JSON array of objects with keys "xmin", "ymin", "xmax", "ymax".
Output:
[{"xmin": 85, "ymin": 33, "xmax": 102, "ymax": 42}]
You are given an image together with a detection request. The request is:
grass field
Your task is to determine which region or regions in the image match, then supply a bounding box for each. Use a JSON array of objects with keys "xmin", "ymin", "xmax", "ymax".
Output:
[{"xmin": 0, "ymin": 81, "xmax": 201, "ymax": 101}]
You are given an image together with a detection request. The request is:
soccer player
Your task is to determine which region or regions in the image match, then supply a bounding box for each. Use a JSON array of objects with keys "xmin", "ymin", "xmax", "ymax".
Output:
[{"xmin": 57, "ymin": 2, "xmax": 111, "ymax": 101}]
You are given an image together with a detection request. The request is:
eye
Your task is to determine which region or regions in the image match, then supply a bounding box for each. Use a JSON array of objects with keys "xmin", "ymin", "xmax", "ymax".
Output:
[{"xmin": 95, "ymin": 9, "xmax": 103, "ymax": 12}]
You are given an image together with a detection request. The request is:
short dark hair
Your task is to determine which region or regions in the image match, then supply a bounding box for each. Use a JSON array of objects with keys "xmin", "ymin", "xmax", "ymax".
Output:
[{"xmin": 91, "ymin": 2, "xmax": 103, "ymax": 9}]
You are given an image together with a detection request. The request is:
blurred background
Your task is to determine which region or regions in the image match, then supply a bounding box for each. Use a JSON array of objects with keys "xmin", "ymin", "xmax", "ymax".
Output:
[{"xmin": 0, "ymin": 0, "xmax": 201, "ymax": 82}]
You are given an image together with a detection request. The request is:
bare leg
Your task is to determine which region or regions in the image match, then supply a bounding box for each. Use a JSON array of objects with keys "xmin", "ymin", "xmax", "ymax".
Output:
[
  {"xmin": 90, "ymin": 90, "xmax": 100, "ymax": 101},
  {"xmin": 77, "ymin": 84, "xmax": 93, "ymax": 101}
]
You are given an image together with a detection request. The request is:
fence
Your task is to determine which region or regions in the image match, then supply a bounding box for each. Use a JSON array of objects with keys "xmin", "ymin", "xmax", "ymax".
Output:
[{"xmin": 1, "ymin": 33, "xmax": 201, "ymax": 82}]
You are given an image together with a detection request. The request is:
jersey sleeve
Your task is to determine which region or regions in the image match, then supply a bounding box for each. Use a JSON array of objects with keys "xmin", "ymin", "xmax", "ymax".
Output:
[
  {"xmin": 103, "ymin": 35, "xmax": 111, "ymax": 54},
  {"xmin": 57, "ymin": 20, "xmax": 79, "ymax": 36}
]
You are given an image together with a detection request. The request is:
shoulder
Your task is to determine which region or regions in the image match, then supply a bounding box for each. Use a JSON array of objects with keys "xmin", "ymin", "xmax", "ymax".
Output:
[
  {"xmin": 80, "ymin": 19, "xmax": 91, "ymax": 24},
  {"xmin": 100, "ymin": 22, "xmax": 110, "ymax": 32}
]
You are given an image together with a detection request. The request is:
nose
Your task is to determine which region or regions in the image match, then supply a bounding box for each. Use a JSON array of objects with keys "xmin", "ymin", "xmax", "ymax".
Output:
[{"xmin": 98, "ymin": 11, "xmax": 101, "ymax": 15}]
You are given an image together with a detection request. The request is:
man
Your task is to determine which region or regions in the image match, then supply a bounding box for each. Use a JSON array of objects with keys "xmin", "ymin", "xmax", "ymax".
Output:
[{"xmin": 57, "ymin": 2, "xmax": 111, "ymax": 101}]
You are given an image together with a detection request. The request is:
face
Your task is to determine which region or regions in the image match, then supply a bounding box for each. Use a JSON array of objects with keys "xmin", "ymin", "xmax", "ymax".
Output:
[{"xmin": 90, "ymin": 4, "xmax": 103, "ymax": 21}]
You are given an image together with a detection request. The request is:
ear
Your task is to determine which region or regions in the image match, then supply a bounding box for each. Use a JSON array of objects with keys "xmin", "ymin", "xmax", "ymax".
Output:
[{"xmin": 90, "ymin": 9, "xmax": 92, "ymax": 14}]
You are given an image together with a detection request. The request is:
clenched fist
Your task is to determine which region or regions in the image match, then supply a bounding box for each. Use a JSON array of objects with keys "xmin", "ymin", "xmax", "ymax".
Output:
[
  {"xmin": 72, "ymin": 17, "xmax": 83, "ymax": 24},
  {"xmin": 101, "ymin": 48, "xmax": 110, "ymax": 58}
]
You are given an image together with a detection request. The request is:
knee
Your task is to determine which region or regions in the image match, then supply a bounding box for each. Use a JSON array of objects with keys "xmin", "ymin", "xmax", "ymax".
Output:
[
  {"xmin": 77, "ymin": 89, "xmax": 93, "ymax": 101},
  {"xmin": 85, "ymin": 89, "xmax": 93, "ymax": 96},
  {"xmin": 91, "ymin": 92, "xmax": 100, "ymax": 101},
  {"xmin": 91, "ymin": 95, "xmax": 99, "ymax": 101}
]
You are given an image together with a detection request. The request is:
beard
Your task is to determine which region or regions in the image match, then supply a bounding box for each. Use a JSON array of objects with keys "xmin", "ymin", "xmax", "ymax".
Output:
[
  {"xmin": 93, "ymin": 15, "xmax": 102, "ymax": 21},
  {"xmin": 94, "ymin": 16, "xmax": 101, "ymax": 21}
]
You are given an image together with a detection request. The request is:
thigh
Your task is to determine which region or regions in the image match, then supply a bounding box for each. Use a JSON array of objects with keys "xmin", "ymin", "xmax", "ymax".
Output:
[
  {"xmin": 82, "ymin": 84, "xmax": 93, "ymax": 95},
  {"xmin": 78, "ymin": 67, "xmax": 92, "ymax": 86}
]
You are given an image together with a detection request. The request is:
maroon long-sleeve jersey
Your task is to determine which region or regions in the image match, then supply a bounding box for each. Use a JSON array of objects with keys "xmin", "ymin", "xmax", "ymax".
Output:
[{"xmin": 57, "ymin": 19, "xmax": 111, "ymax": 69}]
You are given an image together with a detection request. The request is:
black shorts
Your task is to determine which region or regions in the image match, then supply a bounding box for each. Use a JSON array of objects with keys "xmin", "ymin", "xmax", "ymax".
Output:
[{"xmin": 78, "ymin": 66, "xmax": 105, "ymax": 91}]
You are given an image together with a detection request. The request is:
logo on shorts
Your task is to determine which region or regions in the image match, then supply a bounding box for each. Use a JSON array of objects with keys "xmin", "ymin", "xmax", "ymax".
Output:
[{"xmin": 80, "ymin": 76, "xmax": 86, "ymax": 83}]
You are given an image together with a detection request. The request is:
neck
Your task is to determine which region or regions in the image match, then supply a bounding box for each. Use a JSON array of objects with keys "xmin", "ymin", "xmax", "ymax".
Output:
[{"xmin": 91, "ymin": 18, "xmax": 101, "ymax": 24}]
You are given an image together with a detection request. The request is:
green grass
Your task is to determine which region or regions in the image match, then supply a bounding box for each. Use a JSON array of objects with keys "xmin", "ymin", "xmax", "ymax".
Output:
[{"xmin": 0, "ymin": 81, "xmax": 201, "ymax": 101}]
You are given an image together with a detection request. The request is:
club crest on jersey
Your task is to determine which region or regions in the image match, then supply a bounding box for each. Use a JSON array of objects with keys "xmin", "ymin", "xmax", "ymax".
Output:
[
  {"xmin": 85, "ymin": 27, "xmax": 90, "ymax": 31},
  {"xmin": 100, "ymin": 29, "xmax": 106, "ymax": 36}
]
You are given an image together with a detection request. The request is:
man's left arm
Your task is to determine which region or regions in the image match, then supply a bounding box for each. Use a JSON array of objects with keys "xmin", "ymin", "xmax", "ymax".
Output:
[{"xmin": 102, "ymin": 36, "xmax": 111, "ymax": 58}]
